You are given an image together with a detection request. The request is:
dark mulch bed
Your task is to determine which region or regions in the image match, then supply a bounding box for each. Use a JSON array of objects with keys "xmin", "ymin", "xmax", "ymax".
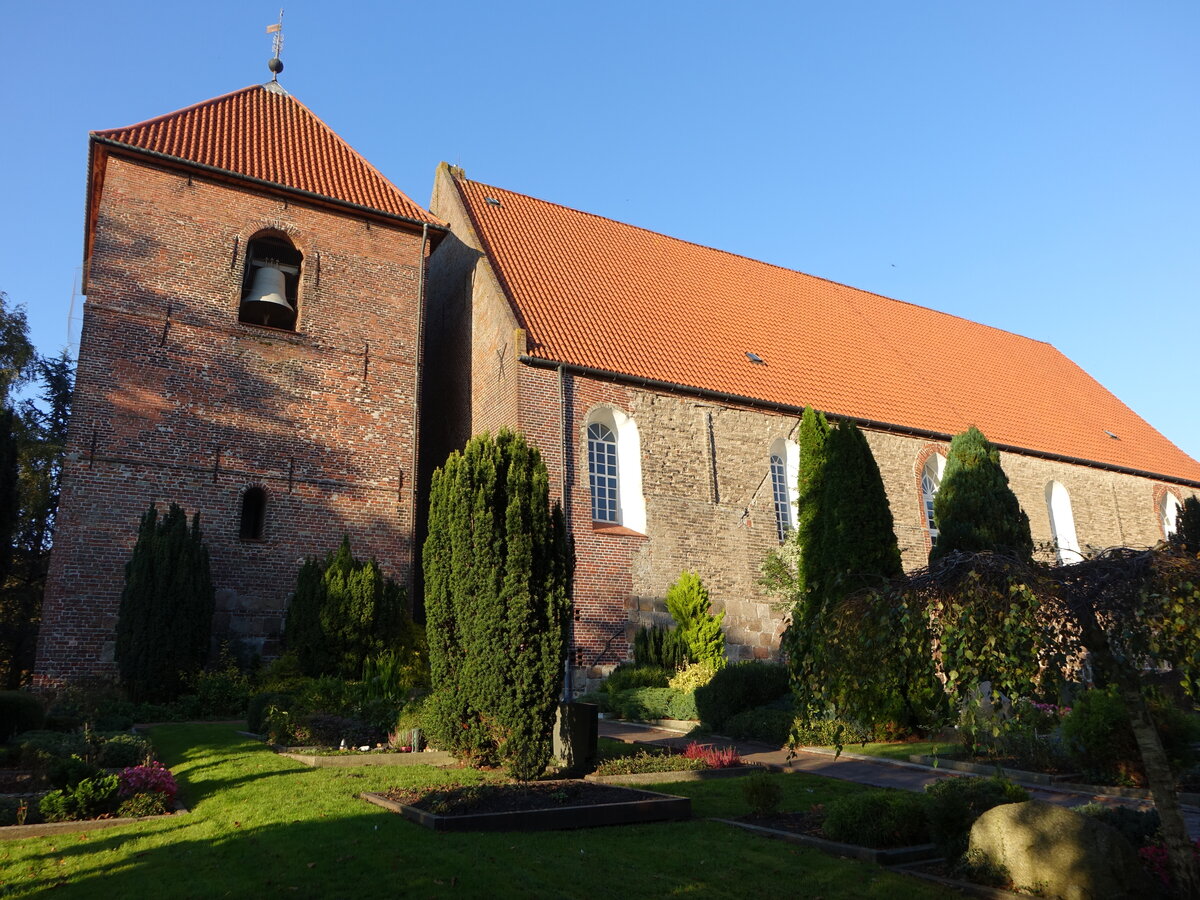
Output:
[
  {"xmin": 741, "ymin": 808, "xmax": 826, "ymax": 837},
  {"xmin": 384, "ymin": 780, "xmax": 652, "ymax": 816}
]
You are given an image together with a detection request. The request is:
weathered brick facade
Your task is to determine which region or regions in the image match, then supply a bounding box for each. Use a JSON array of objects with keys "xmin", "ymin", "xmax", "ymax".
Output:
[
  {"xmin": 426, "ymin": 163, "xmax": 1200, "ymax": 694},
  {"xmin": 36, "ymin": 147, "xmax": 436, "ymax": 682}
]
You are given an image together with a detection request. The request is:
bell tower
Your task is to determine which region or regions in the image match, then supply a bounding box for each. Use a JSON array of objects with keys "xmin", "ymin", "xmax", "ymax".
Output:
[{"xmin": 35, "ymin": 66, "xmax": 446, "ymax": 681}]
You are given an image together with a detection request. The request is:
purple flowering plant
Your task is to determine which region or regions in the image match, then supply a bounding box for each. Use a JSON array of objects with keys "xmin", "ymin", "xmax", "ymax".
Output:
[{"xmin": 119, "ymin": 761, "xmax": 178, "ymax": 803}]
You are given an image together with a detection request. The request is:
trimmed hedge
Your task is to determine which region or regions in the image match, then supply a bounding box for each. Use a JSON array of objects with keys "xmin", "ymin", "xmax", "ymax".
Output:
[
  {"xmin": 694, "ymin": 662, "xmax": 789, "ymax": 731},
  {"xmin": 607, "ymin": 687, "xmax": 698, "ymax": 722},
  {"xmin": 821, "ymin": 790, "xmax": 931, "ymax": 848},
  {"xmin": 723, "ymin": 706, "xmax": 794, "ymax": 746}
]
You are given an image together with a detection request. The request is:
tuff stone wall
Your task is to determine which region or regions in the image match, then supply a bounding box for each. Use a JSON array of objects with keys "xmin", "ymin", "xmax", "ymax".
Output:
[{"xmin": 36, "ymin": 155, "xmax": 430, "ymax": 681}]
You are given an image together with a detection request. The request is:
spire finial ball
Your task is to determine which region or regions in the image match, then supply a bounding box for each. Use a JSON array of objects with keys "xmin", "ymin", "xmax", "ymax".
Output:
[{"xmin": 268, "ymin": 57, "xmax": 284, "ymax": 75}]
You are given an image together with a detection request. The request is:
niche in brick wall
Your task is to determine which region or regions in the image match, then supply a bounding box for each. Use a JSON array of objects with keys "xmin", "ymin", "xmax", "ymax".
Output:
[
  {"xmin": 239, "ymin": 486, "xmax": 268, "ymax": 541},
  {"xmin": 239, "ymin": 232, "xmax": 302, "ymax": 330}
]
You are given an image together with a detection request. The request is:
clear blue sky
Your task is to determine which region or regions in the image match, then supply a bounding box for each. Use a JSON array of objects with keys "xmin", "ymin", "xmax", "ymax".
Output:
[{"xmin": 2, "ymin": 2, "xmax": 1197, "ymax": 462}]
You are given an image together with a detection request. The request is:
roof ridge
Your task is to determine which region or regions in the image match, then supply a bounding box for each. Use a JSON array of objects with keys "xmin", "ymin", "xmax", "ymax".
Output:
[
  {"xmin": 92, "ymin": 84, "xmax": 263, "ymax": 138},
  {"xmin": 459, "ymin": 175, "xmax": 1051, "ymax": 347}
]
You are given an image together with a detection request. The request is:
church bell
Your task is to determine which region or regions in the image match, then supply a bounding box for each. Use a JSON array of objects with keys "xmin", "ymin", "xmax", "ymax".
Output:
[{"xmin": 240, "ymin": 264, "xmax": 296, "ymax": 329}]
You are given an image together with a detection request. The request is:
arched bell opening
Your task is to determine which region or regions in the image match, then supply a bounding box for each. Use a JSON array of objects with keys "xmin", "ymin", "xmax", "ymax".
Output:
[
  {"xmin": 239, "ymin": 232, "xmax": 302, "ymax": 330},
  {"xmin": 239, "ymin": 486, "xmax": 269, "ymax": 541}
]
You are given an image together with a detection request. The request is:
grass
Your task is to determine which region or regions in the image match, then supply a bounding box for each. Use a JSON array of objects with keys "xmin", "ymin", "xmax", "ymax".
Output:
[
  {"xmin": 0, "ymin": 724, "xmax": 959, "ymax": 899},
  {"xmin": 808, "ymin": 740, "xmax": 961, "ymax": 762}
]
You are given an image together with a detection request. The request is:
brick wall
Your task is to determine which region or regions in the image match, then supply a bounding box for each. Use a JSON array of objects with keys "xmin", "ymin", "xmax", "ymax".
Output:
[{"xmin": 35, "ymin": 155, "xmax": 430, "ymax": 681}]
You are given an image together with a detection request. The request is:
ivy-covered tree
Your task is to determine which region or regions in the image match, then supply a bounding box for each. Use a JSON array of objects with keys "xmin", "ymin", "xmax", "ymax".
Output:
[
  {"xmin": 780, "ymin": 420, "xmax": 938, "ymax": 731},
  {"xmin": 283, "ymin": 536, "xmax": 416, "ymax": 679},
  {"xmin": 795, "ymin": 406, "xmax": 832, "ymax": 599},
  {"xmin": 115, "ymin": 504, "xmax": 215, "ymax": 703},
  {"xmin": 929, "ymin": 426, "xmax": 1033, "ymax": 564},
  {"xmin": 423, "ymin": 430, "xmax": 572, "ymax": 780},
  {"xmin": 664, "ymin": 571, "xmax": 725, "ymax": 667}
]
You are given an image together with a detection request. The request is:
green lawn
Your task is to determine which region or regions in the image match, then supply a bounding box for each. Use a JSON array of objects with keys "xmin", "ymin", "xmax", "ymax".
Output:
[
  {"xmin": 806, "ymin": 740, "xmax": 961, "ymax": 762},
  {"xmin": 0, "ymin": 724, "xmax": 958, "ymax": 899}
]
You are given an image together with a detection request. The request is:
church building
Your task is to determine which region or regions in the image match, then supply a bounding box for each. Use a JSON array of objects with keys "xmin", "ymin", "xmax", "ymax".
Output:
[
  {"xmin": 423, "ymin": 163, "xmax": 1200, "ymax": 693},
  {"xmin": 35, "ymin": 78, "xmax": 445, "ymax": 681},
  {"xmin": 33, "ymin": 77, "xmax": 1200, "ymax": 689}
]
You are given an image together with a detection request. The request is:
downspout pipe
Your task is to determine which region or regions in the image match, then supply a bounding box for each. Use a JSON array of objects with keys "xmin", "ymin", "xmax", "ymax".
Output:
[
  {"xmin": 519, "ymin": 355, "xmax": 1200, "ymax": 491},
  {"xmin": 558, "ymin": 363, "xmax": 573, "ymax": 700}
]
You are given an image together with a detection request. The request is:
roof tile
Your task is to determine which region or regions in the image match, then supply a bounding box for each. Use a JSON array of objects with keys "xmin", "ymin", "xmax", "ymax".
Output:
[
  {"xmin": 95, "ymin": 85, "xmax": 442, "ymax": 226},
  {"xmin": 457, "ymin": 177, "xmax": 1200, "ymax": 485}
]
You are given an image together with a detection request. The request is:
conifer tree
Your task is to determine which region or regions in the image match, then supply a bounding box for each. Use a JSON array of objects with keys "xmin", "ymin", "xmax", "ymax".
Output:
[
  {"xmin": 115, "ymin": 504, "xmax": 214, "ymax": 703},
  {"xmin": 794, "ymin": 406, "xmax": 832, "ymax": 599},
  {"xmin": 1172, "ymin": 496, "xmax": 1200, "ymax": 552},
  {"xmin": 664, "ymin": 571, "xmax": 725, "ymax": 667},
  {"xmin": 423, "ymin": 430, "xmax": 572, "ymax": 780},
  {"xmin": 820, "ymin": 422, "xmax": 904, "ymax": 589},
  {"xmin": 929, "ymin": 426, "xmax": 1033, "ymax": 564},
  {"xmin": 283, "ymin": 537, "xmax": 414, "ymax": 679}
]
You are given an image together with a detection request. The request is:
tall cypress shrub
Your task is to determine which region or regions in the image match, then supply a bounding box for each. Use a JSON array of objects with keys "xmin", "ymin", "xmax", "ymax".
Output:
[
  {"xmin": 780, "ymin": 407, "xmax": 831, "ymax": 664},
  {"xmin": 1172, "ymin": 496, "xmax": 1200, "ymax": 552},
  {"xmin": 115, "ymin": 504, "xmax": 214, "ymax": 703},
  {"xmin": 283, "ymin": 536, "xmax": 414, "ymax": 679},
  {"xmin": 423, "ymin": 430, "xmax": 572, "ymax": 780},
  {"xmin": 929, "ymin": 426, "xmax": 1033, "ymax": 564},
  {"xmin": 820, "ymin": 422, "xmax": 903, "ymax": 590}
]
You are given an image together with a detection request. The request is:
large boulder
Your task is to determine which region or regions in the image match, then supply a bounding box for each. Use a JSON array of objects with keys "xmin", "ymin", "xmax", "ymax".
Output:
[{"xmin": 969, "ymin": 800, "xmax": 1153, "ymax": 899}]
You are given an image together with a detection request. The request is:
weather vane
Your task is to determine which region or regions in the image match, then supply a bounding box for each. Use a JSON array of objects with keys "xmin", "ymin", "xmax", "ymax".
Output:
[{"xmin": 267, "ymin": 9, "xmax": 284, "ymax": 80}]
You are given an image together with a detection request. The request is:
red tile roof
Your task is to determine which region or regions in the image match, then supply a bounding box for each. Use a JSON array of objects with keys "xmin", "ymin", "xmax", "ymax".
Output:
[
  {"xmin": 455, "ymin": 176, "xmax": 1200, "ymax": 485},
  {"xmin": 93, "ymin": 84, "xmax": 442, "ymax": 226}
]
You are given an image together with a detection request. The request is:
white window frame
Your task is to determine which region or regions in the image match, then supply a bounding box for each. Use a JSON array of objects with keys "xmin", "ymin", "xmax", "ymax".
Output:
[
  {"xmin": 1161, "ymin": 491, "xmax": 1182, "ymax": 539},
  {"xmin": 769, "ymin": 436, "xmax": 799, "ymax": 542},
  {"xmin": 922, "ymin": 453, "xmax": 946, "ymax": 545},
  {"xmin": 1046, "ymin": 481, "xmax": 1083, "ymax": 564},
  {"xmin": 585, "ymin": 407, "xmax": 646, "ymax": 532}
]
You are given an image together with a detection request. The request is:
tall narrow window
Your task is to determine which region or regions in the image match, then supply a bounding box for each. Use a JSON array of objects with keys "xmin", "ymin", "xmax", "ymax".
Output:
[
  {"xmin": 769, "ymin": 436, "xmax": 799, "ymax": 542},
  {"xmin": 1161, "ymin": 491, "xmax": 1182, "ymax": 539},
  {"xmin": 1046, "ymin": 481, "xmax": 1082, "ymax": 564},
  {"xmin": 239, "ymin": 232, "xmax": 302, "ymax": 330},
  {"xmin": 922, "ymin": 453, "xmax": 947, "ymax": 545},
  {"xmin": 769, "ymin": 454, "xmax": 790, "ymax": 541},
  {"xmin": 240, "ymin": 486, "xmax": 268, "ymax": 540},
  {"xmin": 588, "ymin": 423, "xmax": 619, "ymax": 523}
]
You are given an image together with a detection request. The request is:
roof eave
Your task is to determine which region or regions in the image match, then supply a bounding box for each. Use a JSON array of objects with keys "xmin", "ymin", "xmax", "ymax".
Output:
[
  {"xmin": 90, "ymin": 136, "xmax": 450, "ymax": 236},
  {"xmin": 519, "ymin": 354, "xmax": 1200, "ymax": 490}
]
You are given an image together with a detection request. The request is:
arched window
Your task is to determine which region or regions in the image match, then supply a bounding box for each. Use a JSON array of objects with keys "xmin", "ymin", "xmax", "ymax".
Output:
[
  {"xmin": 921, "ymin": 453, "xmax": 947, "ymax": 545},
  {"xmin": 239, "ymin": 232, "xmax": 302, "ymax": 330},
  {"xmin": 1160, "ymin": 491, "xmax": 1182, "ymax": 539},
  {"xmin": 239, "ymin": 486, "xmax": 268, "ymax": 540},
  {"xmin": 585, "ymin": 407, "xmax": 646, "ymax": 532},
  {"xmin": 587, "ymin": 423, "xmax": 619, "ymax": 523},
  {"xmin": 1046, "ymin": 481, "xmax": 1082, "ymax": 564},
  {"xmin": 769, "ymin": 436, "xmax": 799, "ymax": 542}
]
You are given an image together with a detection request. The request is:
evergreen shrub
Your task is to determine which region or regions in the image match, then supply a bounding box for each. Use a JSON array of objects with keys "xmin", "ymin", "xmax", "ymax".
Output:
[
  {"xmin": 1061, "ymin": 686, "xmax": 1197, "ymax": 783},
  {"xmin": 284, "ymin": 537, "xmax": 420, "ymax": 680},
  {"xmin": 723, "ymin": 706, "xmax": 795, "ymax": 745},
  {"xmin": 664, "ymin": 572, "xmax": 725, "ymax": 667},
  {"xmin": 923, "ymin": 776, "xmax": 1028, "ymax": 860},
  {"xmin": 694, "ymin": 661, "xmax": 789, "ymax": 731},
  {"xmin": 1074, "ymin": 802, "xmax": 1162, "ymax": 847},
  {"xmin": 115, "ymin": 504, "xmax": 215, "ymax": 703},
  {"xmin": 929, "ymin": 426, "xmax": 1033, "ymax": 563},
  {"xmin": 607, "ymin": 687, "xmax": 698, "ymax": 721},
  {"xmin": 821, "ymin": 790, "xmax": 931, "ymax": 848},
  {"xmin": 601, "ymin": 663, "xmax": 671, "ymax": 693},
  {"xmin": 247, "ymin": 692, "xmax": 294, "ymax": 734},
  {"xmin": 423, "ymin": 430, "xmax": 573, "ymax": 780},
  {"xmin": 633, "ymin": 624, "xmax": 690, "ymax": 669},
  {"xmin": 668, "ymin": 660, "xmax": 719, "ymax": 693},
  {"xmin": 789, "ymin": 716, "xmax": 874, "ymax": 747},
  {"xmin": 742, "ymin": 772, "xmax": 783, "ymax": 816},
  {"xmin": 39, "ymin": 774, "xmax": 120, "ymax": 822},
  {"xmin": 0, "ymin": 690, "xmax": 43, "ymax": 741}
]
